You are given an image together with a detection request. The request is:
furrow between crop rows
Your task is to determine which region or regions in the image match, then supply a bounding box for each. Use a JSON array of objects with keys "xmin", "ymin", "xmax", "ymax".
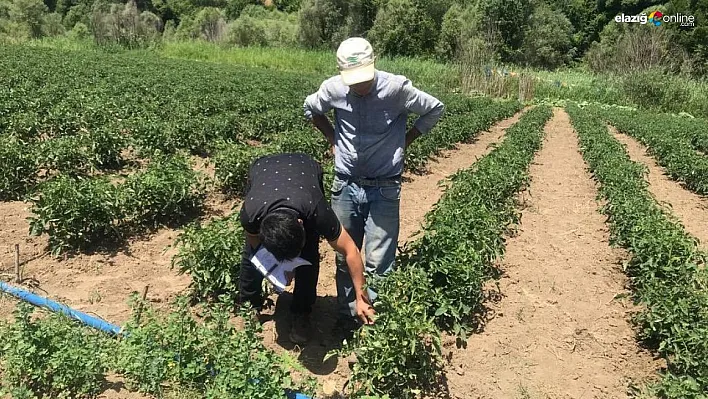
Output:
[
  {"xmin": 340, "ymin": 106, "xmax": 553, "ymax": 398},
  {"xmin": 567, "ymin": 103, "xmax": 708, "ymax": 398}
]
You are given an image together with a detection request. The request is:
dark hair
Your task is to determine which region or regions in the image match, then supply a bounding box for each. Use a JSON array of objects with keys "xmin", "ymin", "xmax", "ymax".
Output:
[{"xmin": 259, "ymin": 210, "xmax": 305, "ymax": 261}]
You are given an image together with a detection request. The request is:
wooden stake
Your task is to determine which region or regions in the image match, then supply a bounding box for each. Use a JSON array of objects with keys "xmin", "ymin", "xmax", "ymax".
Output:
[
  {"xmin": 135, "ymin": 285, "xmax": 150, "ymax": 325},
  {"xmin": 14, "ymin": 244, "xmax": 20, "ymax": 283}
]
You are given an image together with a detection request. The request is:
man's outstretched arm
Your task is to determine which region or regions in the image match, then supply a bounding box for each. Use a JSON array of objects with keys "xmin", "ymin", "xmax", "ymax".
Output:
[{"xmin": 328, "ymin": 228, "xmax": 375, "ymax": 324}]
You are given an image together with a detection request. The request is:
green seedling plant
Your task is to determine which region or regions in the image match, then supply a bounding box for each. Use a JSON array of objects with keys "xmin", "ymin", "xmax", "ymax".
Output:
[
  {"xmin": 567, "ymin": 103, "xmax": 708, "ymax": 398},
  {"xmin": 343, "ymin": 106, "xmax": 552, "ymax": 398},
  {"xmin": 213, "ymin": 142, "xmax": 278, "ymax": 195},
  {"xmin": 28, "ymin": 175, "xmax": 122, "ymax": 255},
  {"xmin": 405, "ymin": 98, "xmax": 521, "ymax": 173},
  {"xmin": 0, "ymin": 303, "xmax": 111, "ymax": 399},
  {"xmin": 115, "ymin": 296, "xmax": 316, "ymax": 398},
  {"xmin": 599, "ymin": 106, "xmax": 708, "ymax": 195},
  {"xmin": 172, "ymin": 215, "xmax": 245, "ymax": 303},
  {"xmin": 0, "ymin": 135, "xmax": 37, "ymax": 200},
  {"xmin": 121, "ymin": 154, "xmax": 206, "ymax": 228},
  {"xmin": 343, "ymin": 267, "xmax": 442, "ymax": 399},
  {"xmin": 402, "ymin": 106, "xmax": 552, "ymax": 338}
]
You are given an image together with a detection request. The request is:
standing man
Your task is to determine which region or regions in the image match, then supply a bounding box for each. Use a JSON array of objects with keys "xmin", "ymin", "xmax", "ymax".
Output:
[
  {"xmin": 303, "ymin": 37, "xmax": 445, "ymax": 330},
  {"xmin": 238, "ymin": 152, "xmax": 375, "ymax": 344}
]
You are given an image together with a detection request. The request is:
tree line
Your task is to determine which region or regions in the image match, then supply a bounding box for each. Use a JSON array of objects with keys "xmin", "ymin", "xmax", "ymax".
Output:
[{"xmin": 1, "ymin": 0, "xmax": 706, "ymax": 75}]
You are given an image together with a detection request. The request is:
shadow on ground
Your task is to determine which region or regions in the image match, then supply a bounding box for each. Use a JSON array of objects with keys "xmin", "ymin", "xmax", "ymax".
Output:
[{"xmin": 261, "ymin": 293, "xmax": 342, "ymax": 376}]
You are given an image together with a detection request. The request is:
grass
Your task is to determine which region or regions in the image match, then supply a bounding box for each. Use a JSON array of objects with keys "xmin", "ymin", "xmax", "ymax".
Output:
[
  {"xmin": 532, "ymin": 68, "xmax": 627, "ymax": 105},
  {"xmin": 158, "ymin": 40, "xmax": 461, "ymax": 93}
]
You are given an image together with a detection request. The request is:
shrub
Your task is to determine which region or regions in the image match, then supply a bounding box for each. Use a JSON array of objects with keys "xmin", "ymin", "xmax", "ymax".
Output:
[
  {"xmin": 177, "ymin": 7, "xmax": 226, "ymax": 42},
  {"xmin": 28, "ymin": 175, "xmax": 121, "ymax": 255},
  {"xmin": 68, "ymin": 21, "xmax": 90, "ymax": 39},
  {"xmin": 172, "ymin": 216, "xmax": 244, "ymax": 302},
  {"xmin": 622, "ymin": 69, "xmax": 691, "ymax": 114},
  {"xmin": 297, "ymin": 0, "xmax": 367, "ymax": 49},
  {"xmin": 226, "ymin": 15, "xmax": 268, "ymax": 46},
  {"xmin": 367, "ymin": 0, "xmax": 437, "ymax": 58},
  {"xmin": 8, "ymin": 0, "xmax": 48, "ymax": 39},
  {"xmin": 63, "ymin": 4, "xmax": 90, "ymax": 30},
  {"xmin": 0, "ymin": 135, "xmax": 37, "ymax": 200},
  {"xmin": 345, "ymin": 267, "xmax": 442, "ymax": 398},
  {"xmin": 90, "ymin": 0, "xmax": 162, "ymax": 49},
  {"xmin": 226, "ymin": 5, "xmax": 298, "ymax": 47},
  {"xmin": 521, "ymin": 3, "xmax": 575, "ymax": 69},
  {"xmin": 41, "ymin": 12, "xmax": 65, "ymax": 36},
  {"xmin": 121, "ymin": 155, "xmax": 205, "ymax": 228}
]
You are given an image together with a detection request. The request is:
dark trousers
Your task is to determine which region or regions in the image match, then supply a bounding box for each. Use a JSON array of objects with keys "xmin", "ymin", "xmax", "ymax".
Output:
[{"xmin": 239, "ymin": 231, "xmax": 320, "ymax": 314}]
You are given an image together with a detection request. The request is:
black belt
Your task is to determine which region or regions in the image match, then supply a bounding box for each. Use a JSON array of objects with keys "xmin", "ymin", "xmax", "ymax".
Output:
[{"xmin": 335, "ymin": 173, "xmax": 402, "ymax": 187}]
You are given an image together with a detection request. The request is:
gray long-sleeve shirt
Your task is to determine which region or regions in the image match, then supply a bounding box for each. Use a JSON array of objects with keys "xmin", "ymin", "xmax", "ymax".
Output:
[{"xmin": 303, "ymin": 70, "xmax": 444, "ymax": 178}]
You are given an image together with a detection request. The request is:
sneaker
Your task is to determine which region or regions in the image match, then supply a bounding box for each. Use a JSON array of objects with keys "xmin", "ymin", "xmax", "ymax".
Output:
[{"xmin": 289, "ymin": 313, "xmax": 312, "ymax": 345}]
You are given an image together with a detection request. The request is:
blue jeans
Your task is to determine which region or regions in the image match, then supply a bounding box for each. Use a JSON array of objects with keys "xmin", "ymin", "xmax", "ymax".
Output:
[{"xmin": 331, "ymin": 175, "xmax": 401, "ymax": 317}]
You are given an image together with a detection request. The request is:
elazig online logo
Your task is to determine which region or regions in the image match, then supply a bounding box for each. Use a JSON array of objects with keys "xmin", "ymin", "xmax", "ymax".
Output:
[{"xmin": 615, "ymin": 11, "xmax": 695, "ymax": 27}]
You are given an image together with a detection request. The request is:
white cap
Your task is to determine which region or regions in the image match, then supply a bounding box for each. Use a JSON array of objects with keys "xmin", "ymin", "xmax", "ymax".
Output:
[{"xmin": 336, "ymin": 37, "xmax": 376, "ymax": 86}]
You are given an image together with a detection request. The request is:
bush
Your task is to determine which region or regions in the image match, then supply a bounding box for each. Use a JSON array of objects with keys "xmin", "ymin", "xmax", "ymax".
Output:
[
  {"xmin": 367, "ymin": 0, "xmax": 437, "ymax": 57},
  {"xmin": 226, "ymin": 5, "xmax": 298, "ymax": 47},
  {"xmin": 0, "ymin": 303, "xmax": 110, "ymax": 399},
  {"xmin": 172, "ymin": 216, "xmax": 244, "ymax": 302},
  {"xmin": 584, "ymin": 16, "xmax": 686, "ymax": 75},
  {"xmin": 90, "ymin": 0, "xmax": 162, "ymax": 49},
  {"xmin": 121, "ymin": 155, "xmax": 205, "ymax": 228},
  {"xmin": 8, "ymin": 0, "xmax": 48, "ymax": 39},
  {"xmin": 0, "ymin": 135, "xmax": 37, "ymax": 200},
  {"xmin": 63, "ymin": 3, "xmax": 90, "ymax": 30},
  {"xmin": 226, "ymin": 15, "xmax": 267, "ymax": 46},
  {"xmin": 435, "ymin": 3, "xmax": 472, "ymax": 60},
  {"xmin": 622, "ymin": 69, "xmax": 690, "ymax": 113},
  {"xmin": 177, "ymin": 7, "xmax": 226, "ymax": 42},
  {"xmin": 224, "ymin": 0, "xmax": 258, "ymax": 20},
  {"xmin": 28, "ymin": 175, "xmax": 121, "ymax": 255},
  {"xmin": 297, "ymin": 0, "xmax": 369, "ymax": 49},
  {"xmin": 68, "ymin": 21, "xmax": 89, "ymax": 39},
  {"xmin": 521, "ymin": 3, "xmax": 575, "ymax": 69},
  {"xmin": 476, "ymin": 0, "xmax": 532, "ymax": 63},
  {"xmin": 345, "ymin": 267, "xmax": 442, "ymax": 398},
  {"xmin": 194, "ymin": 7, "xmax": 226, "ymax": 42},
  {"xmin": 41, "ymin": 12, "xmax": 64, "ymax": 36},
  {"xmin": 272, "ymin": 0, "xmax": 301, "ymax": 12}
]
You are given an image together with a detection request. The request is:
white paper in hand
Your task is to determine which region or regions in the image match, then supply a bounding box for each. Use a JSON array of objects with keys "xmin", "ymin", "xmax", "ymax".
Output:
[{"xmin": 250, "ymin": 246, "xmax": 311, "ymax": 293}]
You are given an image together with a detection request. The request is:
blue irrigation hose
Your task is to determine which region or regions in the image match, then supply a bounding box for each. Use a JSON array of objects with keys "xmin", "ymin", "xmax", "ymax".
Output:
[
  {"xmin": 286, "ymin": 390, "xmax": 314, "ymax": 399},
  {"xmin": 0, "ymin": 280, "xmax": 122, "ymax": 335},
  {"xmin": 0, "ymin": 281, "xmax": 315, "ymax": 399}
]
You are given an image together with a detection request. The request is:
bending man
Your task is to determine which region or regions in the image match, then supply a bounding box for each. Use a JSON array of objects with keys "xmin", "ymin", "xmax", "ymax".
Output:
[{"xmin": 238, "ymin": 152, "xmax": 374, "ymax": 344}]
